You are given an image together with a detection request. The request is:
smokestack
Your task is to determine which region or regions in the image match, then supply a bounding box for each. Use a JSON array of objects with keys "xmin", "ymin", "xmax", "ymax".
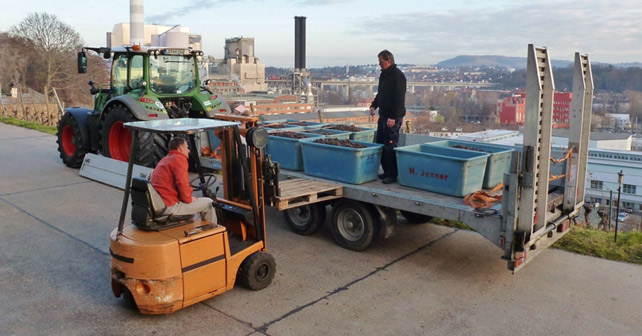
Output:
[
  {"xmin": 130, "ymin": 0, "xmax": 144, "ymax": 46},
  {"xmin": 294, "ymin": 16, "xmax": 306, "ymax": 70}
]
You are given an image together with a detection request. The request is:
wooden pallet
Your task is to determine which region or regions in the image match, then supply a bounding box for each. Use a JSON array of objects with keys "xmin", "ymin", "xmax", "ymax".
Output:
[{"xmin": 274, "ymin": 178, "xmax": 343, "ymax": 210}]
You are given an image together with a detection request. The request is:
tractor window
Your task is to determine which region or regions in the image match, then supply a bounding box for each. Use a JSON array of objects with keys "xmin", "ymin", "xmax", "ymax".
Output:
[
  {"xmin": 149, "ymin": 55, "xmax": 196, "ymax": 95},
  {"xmin": 130, "ymin": 55, "xmax": 144, "ymax": 89},
  {"xmin": 111, "ymin": 55, "xmax": 128, "ymax": 96}
]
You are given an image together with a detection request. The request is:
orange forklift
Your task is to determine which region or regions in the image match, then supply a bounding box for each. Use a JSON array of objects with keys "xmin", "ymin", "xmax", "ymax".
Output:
[{"xmin": 109, "ymin": 118, "xmax": 275, "ymax": 314}]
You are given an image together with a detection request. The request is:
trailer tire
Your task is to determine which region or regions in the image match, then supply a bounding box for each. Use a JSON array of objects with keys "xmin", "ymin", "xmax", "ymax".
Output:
[
  {"xmin": 331, "ymin": 200, "xmax": 377, "ymax": 251},
  {"xmin": 101, "ymin": 105, "xmax": 156, "ymax": 167},
  {"xmin": 399, "ymin": 210, "xmax": 433, "ymax": 224},
  {"xmin": 56, "ymin": 113, "xmax": 89, "ymax": 168},
  {"xmin": 284, "ymin": 203, "xmax": 327, "ymax": 235},
  {"xmin": 238, "ymin": 251, "xmax": 276, "ymax": 291}
]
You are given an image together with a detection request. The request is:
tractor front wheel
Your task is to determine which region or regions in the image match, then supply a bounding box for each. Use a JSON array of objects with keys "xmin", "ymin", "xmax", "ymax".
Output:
[{"xmin": 56, "ymin": 112, "xmax": 89, "ymax": 168}]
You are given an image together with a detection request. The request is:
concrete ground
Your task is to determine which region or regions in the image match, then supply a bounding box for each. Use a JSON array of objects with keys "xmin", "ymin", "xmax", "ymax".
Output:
[{"xmin": 1, "ymin": 122, "xmax": 641, "ymax": 336}]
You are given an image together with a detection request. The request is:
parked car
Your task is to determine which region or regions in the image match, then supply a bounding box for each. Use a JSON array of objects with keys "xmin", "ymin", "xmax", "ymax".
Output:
[
  {"xmin": 625, "ymin": 208, "xmax": 634, "ymax": 213},
  {"xmin": 617, "ymin": 212, "xmax": 629, "ymax": 222}
]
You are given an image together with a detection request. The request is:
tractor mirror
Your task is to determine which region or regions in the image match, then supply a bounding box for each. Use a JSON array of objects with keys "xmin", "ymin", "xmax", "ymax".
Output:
[{"xmin": 77, "ymin": 52, "xmax": 87, "ymax": 73}]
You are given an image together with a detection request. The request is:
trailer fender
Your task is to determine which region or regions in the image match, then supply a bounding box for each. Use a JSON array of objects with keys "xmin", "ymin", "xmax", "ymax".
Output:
[
  {"xmin": 372, "ymin": 204, "xmax": 397, "ymax": 241},
  {"xmin": 63, "ymin": 108, "xmax": 92, "ymax": 149},
  {"xmin": 102, "ymin": 95, "xmax": 169, "ymax": 121}
]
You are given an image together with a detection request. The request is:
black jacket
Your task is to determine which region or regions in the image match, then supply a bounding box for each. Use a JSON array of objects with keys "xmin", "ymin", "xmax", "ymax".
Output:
[{"xmin": 370, "ymin": 64, "xmax": 406, "ymax": 118}]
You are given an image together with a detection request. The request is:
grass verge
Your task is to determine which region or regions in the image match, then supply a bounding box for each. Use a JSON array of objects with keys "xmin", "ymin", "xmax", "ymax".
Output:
[
  {"xmin": 553, "ymin": 226, "xmax": 642, "ymax": 265},
  {"xmin": 0, "ymin": 117, "xmax": 57, "ymax": 135}
]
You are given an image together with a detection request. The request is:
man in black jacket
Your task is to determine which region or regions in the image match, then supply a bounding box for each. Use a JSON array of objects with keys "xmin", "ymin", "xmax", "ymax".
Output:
[{"xmin": 369, "ymin": 50, "xmax": 406, "ymax": 184}]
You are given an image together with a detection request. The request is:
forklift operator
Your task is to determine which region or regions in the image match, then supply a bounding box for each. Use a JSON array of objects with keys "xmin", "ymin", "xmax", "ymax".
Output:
[{"xmin": 150, "ymin": 137, "xmax": 216, "ymax": 223}]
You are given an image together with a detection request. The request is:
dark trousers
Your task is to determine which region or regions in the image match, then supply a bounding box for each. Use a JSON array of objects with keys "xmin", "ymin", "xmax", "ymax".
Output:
[{"xmin": 376, "ymin": 116, "xmax": 403, "ymax": 178}]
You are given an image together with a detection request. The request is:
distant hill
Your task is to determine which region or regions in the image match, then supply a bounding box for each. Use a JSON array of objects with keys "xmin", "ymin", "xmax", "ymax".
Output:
[
  {"xmin": 608, "ymin": 62, "xmax": 642, "ymax": 68},
  {"xmin": 436, "ymin": 55, "xmax": 572, "ymax": 69}
]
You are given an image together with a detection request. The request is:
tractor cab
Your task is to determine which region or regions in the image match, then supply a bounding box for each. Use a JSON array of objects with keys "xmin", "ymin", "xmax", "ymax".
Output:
[
  {"xmin": 109, "ymin": 118, "xmax": 275, "ymax": 314},
  {"xmin": 58, "ymin": 46, "xmax": 231, "ymax": 170}
]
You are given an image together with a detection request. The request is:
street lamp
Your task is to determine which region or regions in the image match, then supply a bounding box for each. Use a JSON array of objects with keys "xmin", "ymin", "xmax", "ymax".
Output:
[{"xmin": 615, "ymin": 170, "xmax": 624, "ymax": 242}]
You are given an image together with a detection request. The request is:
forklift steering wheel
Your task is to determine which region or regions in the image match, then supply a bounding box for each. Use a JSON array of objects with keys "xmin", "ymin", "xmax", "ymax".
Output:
[{"xmin": 190, "ymin": 173, "xmax": 217, "ymax": 191}]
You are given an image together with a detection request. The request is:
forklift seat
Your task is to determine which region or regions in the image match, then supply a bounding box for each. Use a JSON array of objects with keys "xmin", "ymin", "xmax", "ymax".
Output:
[{"xmin": 130, "ymin": 177, "xmax": 193, "ymax": 230}]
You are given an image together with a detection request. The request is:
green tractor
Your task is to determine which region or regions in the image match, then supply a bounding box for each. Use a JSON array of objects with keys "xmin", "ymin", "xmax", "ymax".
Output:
[{"xmin": 56, "ymin": 45, "xmax": 231, "ymax": 168}]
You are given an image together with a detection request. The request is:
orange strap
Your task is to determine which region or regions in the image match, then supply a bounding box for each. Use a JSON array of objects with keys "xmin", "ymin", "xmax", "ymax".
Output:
[
  {"xmin": 464, "ymin": 183, "xmax": 503, "ymax": 209},
  {"xmin": 550, "ymin": 148, "xmax": 573, "ymax": 164},
  {"xmin": 549, "ymin": 173, "xmax": 565, "ymax": 181}
]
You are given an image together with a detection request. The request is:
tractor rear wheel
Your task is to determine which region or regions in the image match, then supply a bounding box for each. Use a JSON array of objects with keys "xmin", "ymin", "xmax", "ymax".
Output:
[
  {"xmin": 101, "ymin": 105, "xmax": 157, "ymax": 167},
  {"xmin": 238, "ymin": 251, "xmax": 276, "ymax": 290},
  {"xmin": 56, "ymin": 112, "xmax": 89, "ymax": 168}
]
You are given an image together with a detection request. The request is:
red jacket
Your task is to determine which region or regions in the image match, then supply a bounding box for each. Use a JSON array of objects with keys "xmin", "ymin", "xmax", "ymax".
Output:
[{"xmin": 150, "ymin": 150, "xmax": 193, "ymax": 207}]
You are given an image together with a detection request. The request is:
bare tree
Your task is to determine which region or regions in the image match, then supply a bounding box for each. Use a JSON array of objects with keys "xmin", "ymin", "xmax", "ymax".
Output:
[
  {"xmin": 0, "ymin": 33, "xmax": 32, "ymax": 96},
  {"xmin": 10, "ymin": 13, "xmax": 83, "ymax": 124}
]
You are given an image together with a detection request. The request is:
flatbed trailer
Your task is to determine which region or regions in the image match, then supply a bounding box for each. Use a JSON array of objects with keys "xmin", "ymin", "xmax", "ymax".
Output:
[{"xmin": 269, "ymin": 46, "xmax": 594, "ymax": 272}]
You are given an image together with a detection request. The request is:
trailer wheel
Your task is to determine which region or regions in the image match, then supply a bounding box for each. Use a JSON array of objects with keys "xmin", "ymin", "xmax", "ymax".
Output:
[
  {"xmin": 56, "ymin": 113, "xmax": 88, "ymax": 168},
  {"xmin": 238, "ymin": 251, "xmax": 276, "ymax": 290},
  {"xmin": 284, "ymin": 203, "xmax": 327, "ymax": 235},
  {"xmin": 101, "ymin": 105, "xmax": 155, "ymax": 167},
  {"xmin": 331, "ymin": 200, "xmax": 377, "ymax": 251},
  {"xmin": 399, "ymin": 210, "xmax": 433, "ymax": 224}
]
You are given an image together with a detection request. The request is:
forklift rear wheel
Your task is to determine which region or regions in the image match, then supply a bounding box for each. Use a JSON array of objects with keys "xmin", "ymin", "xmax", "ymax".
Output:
[
  {"xmin": 284, "ymin": 203, "xmax": 326, "ymax": 235},
  {"xmin": 121, "ymin": 287, "xmax": 138, "ymax": 310},
  {"xmin": 239, "ymin": 252, "xmax": 276, "ymax": 291},
  {"xmin": 399, "ymin": 210, "xmax": 433, "ymax": 224},
  {"xmin": 330, "ymin": 200, "xmax": 376, "ymax": 251}
]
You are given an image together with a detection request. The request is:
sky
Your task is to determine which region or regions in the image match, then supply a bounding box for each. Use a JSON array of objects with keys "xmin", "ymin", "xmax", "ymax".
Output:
[{"xmin": 1, "ymin": 0, "xmax": 641, "ymax": 68}]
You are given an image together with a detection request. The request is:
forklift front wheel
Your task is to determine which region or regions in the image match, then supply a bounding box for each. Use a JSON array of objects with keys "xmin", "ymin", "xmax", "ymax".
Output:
[
  {"xmin": 284, "ymin": 203, "xmax": 327, "ymax": 236},
  {"xmin": 239, "ymin": 252, "xmax": 276, "ymax": 291}
]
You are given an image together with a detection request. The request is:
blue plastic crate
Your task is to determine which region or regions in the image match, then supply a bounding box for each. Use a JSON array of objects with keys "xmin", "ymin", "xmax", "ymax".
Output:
[
  {"xmin": 394, "ymin": 144, "xmax": 489, "ymax": 197},
  {"xmin": 260, "ymin": 119, "xmax": 326, "ymax": 129},
  {"xmin": 350, "ymin": 127, "xmax": 376, "ymax": 142},
  {"xmin": 304, "ymin": 128, "xmax": 352, "ymax": 139},
  {"xmin": 263, "ymin": 124, "xmax": 303, "ymax": 131},
  {"xmin": 425, "ymin": 140, "xmax": 514, "ymax": 189},
  {"xmin": 266, "ymin": 132, "xmax": 323, "ymax": 171},
  {"xmin": 324, "ymin": 125, "xmax": 376, "ymax": 142},
  {"xmin": 301, "ymin": 139, "xmax": 383, "ymax": 184}
]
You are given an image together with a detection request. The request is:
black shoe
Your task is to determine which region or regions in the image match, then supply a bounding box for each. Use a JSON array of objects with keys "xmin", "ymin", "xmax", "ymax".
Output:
[
  {"xmin": 382, "ymin": 177, "xmax": 397, "ymax": 184},
  {"xmin": 378, "ymin": 174, "xmax": 386, "ymax": 180}
]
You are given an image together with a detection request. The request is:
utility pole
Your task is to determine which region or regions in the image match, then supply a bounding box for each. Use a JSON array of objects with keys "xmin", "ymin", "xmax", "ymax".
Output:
[
  {"xmin": 615, "ymin": 170, "xmax": 624, "ymax": 242},
  {"xmin": 609, "ymin": 190, "xmax": 613, "ymax": 230},
  {"xmin": 0, "ymin": 88, "xmax": 5, "ymax": 117}
]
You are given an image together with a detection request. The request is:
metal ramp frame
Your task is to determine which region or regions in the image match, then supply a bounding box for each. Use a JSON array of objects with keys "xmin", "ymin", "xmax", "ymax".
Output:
[
  {"xmin": 503, "ymin": 45, "xmax": 594, "ymax": 271},
  {"xmin": 518, "ymin": 44, "xmax": 556, "ymax": 240},
  {"xmin": 79, "ymin": 153, "xmax": 153, "ymax": 190},
  {"xmin": 564, "ymin": 53, "xmax": 594, "ymax": 212}
]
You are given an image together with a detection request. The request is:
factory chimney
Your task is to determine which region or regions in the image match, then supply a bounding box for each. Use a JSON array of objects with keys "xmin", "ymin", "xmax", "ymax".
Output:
[
  {"xmin": 294, "ymin": 16, "xmax": 306, "ymax": 70},
  {"xmin": 130, "ymin": 0, "xmax": 145, "ymax": 46}
]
